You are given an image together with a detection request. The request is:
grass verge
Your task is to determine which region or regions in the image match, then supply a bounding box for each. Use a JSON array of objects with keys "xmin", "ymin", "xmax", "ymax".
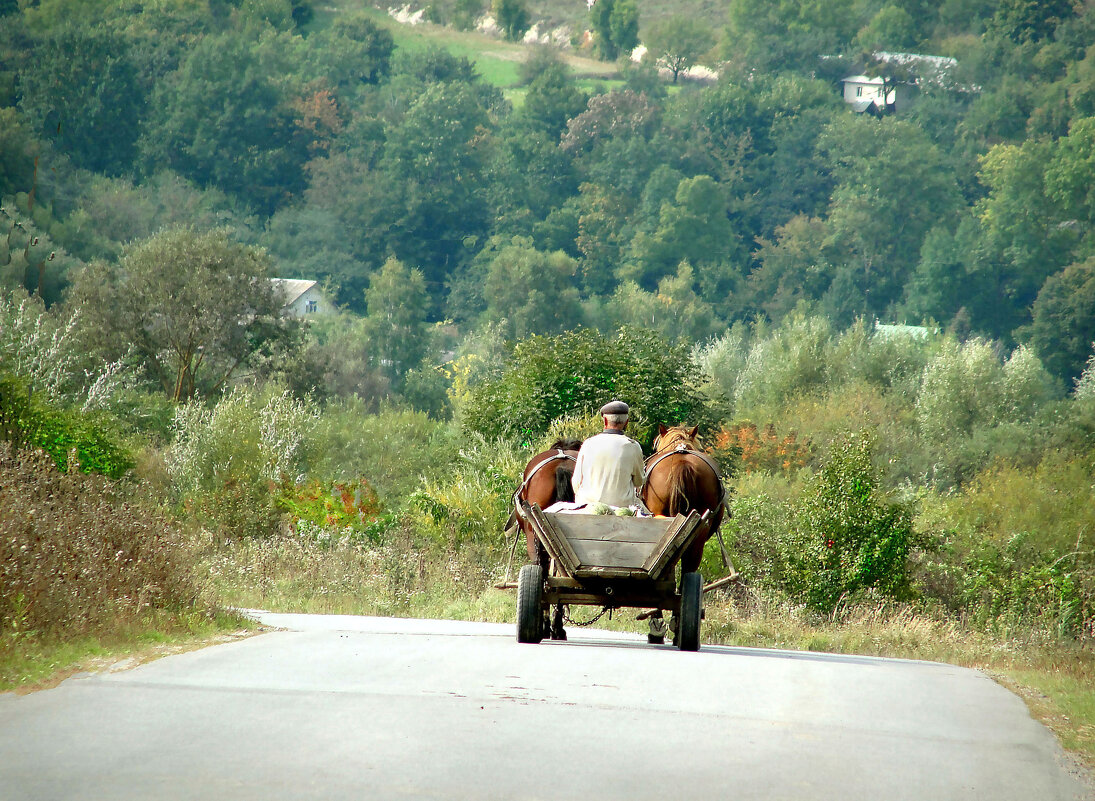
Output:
[{"xmin": 0, "ymin": 608, "xmax": 256, "ymax": 693}]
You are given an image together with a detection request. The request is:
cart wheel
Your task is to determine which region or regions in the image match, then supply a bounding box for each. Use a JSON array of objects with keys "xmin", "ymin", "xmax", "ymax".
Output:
[
  {"xmin": 677, "ymin": 571, "xmax": 702, "ymax": 652},
  {"xmin": 517, "ymin": 564, "xmax": 544, "ymax": 644}
]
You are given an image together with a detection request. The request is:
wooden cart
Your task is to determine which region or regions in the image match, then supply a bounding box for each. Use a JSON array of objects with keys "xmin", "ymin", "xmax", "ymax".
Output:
[{"xmin": 514, "ymin": 501, "xmax": 711, "ymax": 651}]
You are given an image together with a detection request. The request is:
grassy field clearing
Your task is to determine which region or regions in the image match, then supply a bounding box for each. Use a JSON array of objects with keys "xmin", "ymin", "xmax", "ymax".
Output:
[{"xmin": 312, "ymin": 1, "xmax": 623, "ymax": 94}]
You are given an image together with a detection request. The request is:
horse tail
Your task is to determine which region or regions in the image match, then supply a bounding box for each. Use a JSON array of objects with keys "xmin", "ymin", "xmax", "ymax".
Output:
[
  {"xmin": 555, "ymin": 465, "xmax": 576, "ymax": 503},
  {"xmin": 665, "ymin": 460, "xmax": 699, "ymax": 516}
]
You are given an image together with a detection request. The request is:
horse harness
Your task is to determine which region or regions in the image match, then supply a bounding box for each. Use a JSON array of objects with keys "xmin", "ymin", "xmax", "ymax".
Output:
[
  {"xmin": 512, "ymin": 449, "xmax": 577, "ymax": 525},
  {"xmin": 643, "ymin": 444, "xmax": 727, "ymax": 520}
]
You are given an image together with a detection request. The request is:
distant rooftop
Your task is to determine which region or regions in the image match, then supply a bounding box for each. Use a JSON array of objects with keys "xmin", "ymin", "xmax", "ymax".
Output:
[{"xmin": 270, "ymin": 278, "xmax": 317, "ymax": 306}]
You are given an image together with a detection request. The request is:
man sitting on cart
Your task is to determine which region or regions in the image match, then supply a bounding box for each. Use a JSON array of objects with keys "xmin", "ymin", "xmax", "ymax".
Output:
[{"xmin": 571, "ymin": 400, "xmax": 650, "ymax": 514}]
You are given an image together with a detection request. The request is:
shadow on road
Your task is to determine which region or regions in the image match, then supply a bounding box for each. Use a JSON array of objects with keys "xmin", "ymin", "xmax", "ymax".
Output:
[{"xmin": 544, "ymin": 636, "xmax": 921, "ymax": 667}]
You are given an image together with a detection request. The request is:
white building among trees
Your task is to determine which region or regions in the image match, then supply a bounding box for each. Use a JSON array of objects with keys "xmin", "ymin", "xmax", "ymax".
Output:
[
  {"xmin": 841, "ymin": 75, "xmax": 897, "ymax": 114},
  {"xmin": 271, "ymin": 278, "xmax": 331, "ymax": 317}
]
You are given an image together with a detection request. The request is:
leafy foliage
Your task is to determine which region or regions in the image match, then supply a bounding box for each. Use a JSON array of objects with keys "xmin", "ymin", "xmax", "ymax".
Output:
[
  {"xmin": 167, "ymin": 386, "xmax": 318, "ymax": 536},
  {"xmin": 0, "ymin": 372, "xmax": 134, "ymax": 478},
  {"xmin": 462, "ymin": 326, "xmax": 710, "ymax": 447},
  {"xmin": 67, "ymin": 227, "xmax": 297, "ymax": 402}
]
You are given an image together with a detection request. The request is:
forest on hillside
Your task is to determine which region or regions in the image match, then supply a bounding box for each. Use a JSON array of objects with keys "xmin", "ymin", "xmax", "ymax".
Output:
[
  {"xmin": 3, "ymin": 0, "xmax": 1095, "ymax": 395},
  {"xmin": 2, "ymin": 0, "xmax": 1095, "ymax": 668}
]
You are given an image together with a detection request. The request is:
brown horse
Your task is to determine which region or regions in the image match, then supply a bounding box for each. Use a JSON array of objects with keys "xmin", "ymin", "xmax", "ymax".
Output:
[
  {"xmin": 513, "ymin": 438, "xmax": 583, "ymax": 568},
  {"xmin": 511, "ymin": 438, "xmax": 583, "ymax": 640},
  {"xmin": 642, "ymin": 425, "xmax": 725, "ymax": 574}
]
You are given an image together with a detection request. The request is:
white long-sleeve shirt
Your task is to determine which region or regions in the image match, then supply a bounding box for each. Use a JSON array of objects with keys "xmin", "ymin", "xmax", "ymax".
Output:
[{"xmin": 571, "ymin": 429, "xmax": 646, "ymax": 508}]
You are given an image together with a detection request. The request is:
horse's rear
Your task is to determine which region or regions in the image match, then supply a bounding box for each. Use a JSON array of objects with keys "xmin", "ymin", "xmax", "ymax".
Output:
[
  {"xmin": 516, "ymin": 439, "xmax": 582, "ymax": 568},
  {"xmin": 642, "ymin": 426, "xmax": 725, "ymax": 574}
]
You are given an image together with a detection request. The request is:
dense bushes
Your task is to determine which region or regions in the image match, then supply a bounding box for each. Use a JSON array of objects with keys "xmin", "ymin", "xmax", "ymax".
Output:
[
  {"xmin": 0, "ymin": 443, "xmax": 201, "ymax": 638},
  {"xmin": 166, "ymin": 387, "xmax": 319, "ymax": 537},
  {"xmin": 724, "ymin": 436, "xmax": 914, "ymax": 613}
]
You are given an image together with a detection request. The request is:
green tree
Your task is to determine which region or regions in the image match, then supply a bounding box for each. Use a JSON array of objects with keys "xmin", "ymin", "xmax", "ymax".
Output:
[
  {"xmin": 0, "ymin": 107, "xmax": 39, "ymax": 199},
  {"xmin": 481, "ymin": 237, "xmax": 583, "ymax": 339},
  {"xmin": 975, "ymin": 138, "xmax": 1076, "ymax": 331},
  {"xmin": 818, "ymin": 116, "xmax": 962, "ymax": 321},
  {"xmin": 371, "ymin": 81, "xmax": 497, "ymax": 303},
  {"xmin": 309, "ymin": 13, "xmax": 394, "ymax": 96},
  {"xmin": 749, "ymin": 215, "xmax": 835, "ymax": 324},
  {"xmin": 644, "ymin": 15, "xmax": 715, "ymax": 83},
  {"xmin": 724, "ymin": 0, "xmax": 859, "ymax": 73},
  {"xmin": 991, "ymin": 0, "xmax": 1074, "ymax": 44},
  {"xmin": 1029, "ymin": 259, "xmax": 1095, "ymax": 384},
  {"xmin": 67, "ymin": 228, "xmax": 297, "ymax": 402},
  {"xmin": 463, "ymin": 327, "xmax": 710, "ymax": 447},
  {"xmin": 590, "ymin": 0, "xmax": 639, "ymax": 61},
  {"xmin": 623, "ymin": 174, "xmax": 743, "ymax": 298},
  {"xmin": 519, "ymin": 48, "xmax": 589, "ymax": 136},
  {"xmin": 1044, "ymin": 116, "xmax": 1095, "ymax": 226},
  {"xmin": 17, "ymin": 24, "xmax": 146, "ymax": 175},
  {"xmin": 605, "ymin": 263, "xmax": 720, "ymax": 344},
  {"xmin": 856, "ymin": 5, "xmax": 919, "ymax": 51},
  {"xmin": 141, "ymin": 33, "xmax": 308, "ymax": 215},
  {"xmin": 362, "ymin": 257, "xmax": 430, "ymax": 388},
  {"xmin": 492, "ymin": 0, "xmax": 530, "ymax": 42}
]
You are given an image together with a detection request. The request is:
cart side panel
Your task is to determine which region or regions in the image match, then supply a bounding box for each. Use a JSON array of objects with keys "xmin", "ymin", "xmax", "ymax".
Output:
[{"xmin": 528, "ymin": 504, "xmax": 580, "ymax": 576}]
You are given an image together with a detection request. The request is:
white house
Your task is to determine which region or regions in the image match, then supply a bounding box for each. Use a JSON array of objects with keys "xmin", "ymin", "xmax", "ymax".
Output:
[
  {"xmin": 841, "ymin": 75, "xmax": 897, "ymax": 114},
  {"xmin": 271, "ymin": 278, "xmax": 332, "ymax": 317}
]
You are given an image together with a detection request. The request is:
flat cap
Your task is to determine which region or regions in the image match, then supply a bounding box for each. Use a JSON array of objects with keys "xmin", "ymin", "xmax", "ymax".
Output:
[{"xmin": 600, "ymin": 400, "xmax": 629, "ymax": 415}]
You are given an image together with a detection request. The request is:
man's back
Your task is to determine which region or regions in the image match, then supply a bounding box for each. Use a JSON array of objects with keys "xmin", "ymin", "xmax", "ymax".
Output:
[{"xmin": 572, "ymin": 430, "xmax": 645, "ymax": 508}]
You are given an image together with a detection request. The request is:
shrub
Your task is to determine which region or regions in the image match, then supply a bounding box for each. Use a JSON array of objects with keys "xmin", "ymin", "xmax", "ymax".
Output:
[
  {"xmin": 0, "ymin": 372, "xmax": 134, "ymax": 478},
  {"xmin": 279, "ymin": 477, "xmax": 383, "ymax": 539},
  {"xmin": 825, "ymin": 318, "xmax": 935, "ymax": 396},
  {"xmin": 0, "ymin": 443, "xmax": 201, "ymax": 638},
  {"xmin": 311, "ymin": 401, "xmax": 459, "ymax": 503},
  {"xmin": 692, "ymin": 325, "xmax": 747, "ymax": 408},
  {"xmin": 915, "ymin": 337, "xmax": 1005, "ymax": 442},
  {"xmin": 1, "ymin": 288, "xmax": 136, "ymax": 410},
  {"xmin": 915, "ymin": 456, "xmax": 1094, "ymax": 640},
  {"xmin": 167, "ymin": 387, "xmax": 319, "ymax": 536},
  {"xmin": 1073, "ymin": 348, "xmax": 1095, "ymax": 399},
  {"xmin": 783, "ymin": 435, "xmax": 915, "ymax": 612},
  {"xmin": 405, "ymin": 433, "xmax": 525, "ymax": 547},
  {"xmin": 733, "ymin": 313, "xmax": 832, "ymax": 416}
]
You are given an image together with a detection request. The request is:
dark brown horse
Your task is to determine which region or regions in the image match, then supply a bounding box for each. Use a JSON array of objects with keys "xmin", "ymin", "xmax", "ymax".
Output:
[
  {"xmin": 642, "ymin": 425, "xmax": 725, "ymax": 574},
  {"xmin": 513, "ymin": 438, "xmax": 583, "ymax": 568},
  {"xmin": 511, "ymin": 438, "xmax": 582, "ymax": 640}
]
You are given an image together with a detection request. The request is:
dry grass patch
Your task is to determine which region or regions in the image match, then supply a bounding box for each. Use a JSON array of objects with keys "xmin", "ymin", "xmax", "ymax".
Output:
[{"xmin": 195, "ymin": 529, "xmax": 514, "ymax": 621}]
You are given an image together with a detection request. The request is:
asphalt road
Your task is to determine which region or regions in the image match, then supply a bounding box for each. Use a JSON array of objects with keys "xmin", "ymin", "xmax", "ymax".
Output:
[{"xmin": 1, "ymin": 613, "xmax": 1090, "ymax": 801}]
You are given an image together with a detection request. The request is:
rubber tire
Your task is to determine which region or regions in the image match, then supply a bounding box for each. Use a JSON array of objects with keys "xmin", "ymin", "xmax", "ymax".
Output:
[
  {"xmin": 677, "ymin": 571, "xmax": 703, "ymax": 652},
  {"xmin": 517, "ymin": 564, "xmax": 544, "ymax": 644}
]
